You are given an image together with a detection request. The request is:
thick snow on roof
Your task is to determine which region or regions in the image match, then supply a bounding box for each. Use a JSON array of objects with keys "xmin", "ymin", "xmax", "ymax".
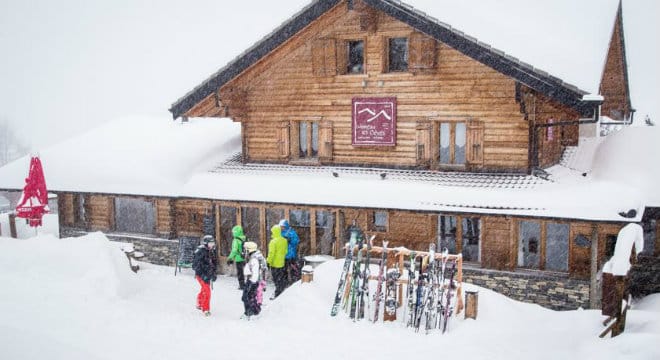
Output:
[
  {"xmin": 0, "ymin": 116, "xmax": 241, "ymax": 196},
  {"xmin": 602, "ymin": 223, "xmax": 644, "ymax": 276},
  {"xmin": 591, "ymin": 126, "xmax": 660, "ymax": 207},
  {"xmin": 0, "ymin": 115, "xmax": 656, "ymax": 222}
]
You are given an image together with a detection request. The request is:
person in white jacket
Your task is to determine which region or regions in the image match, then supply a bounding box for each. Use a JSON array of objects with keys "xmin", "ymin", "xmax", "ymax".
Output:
[{"xmin": 242, "ymin": 241, "xmax": 266, "ymax": 318}]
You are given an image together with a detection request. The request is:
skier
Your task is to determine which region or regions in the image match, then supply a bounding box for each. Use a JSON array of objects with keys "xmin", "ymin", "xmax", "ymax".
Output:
[
  {"xmin": 267, "ymin": 224, "xmax": 288, "ymax": 299},
  {"xmin": 227, "ymin": 225, "xmax": 247, "ymax": 290},
  {"xmin": 192, "ymin": 235, "xmax": 217, "ymax": 316},
  {"xmin": 242, "ymin": 241, "xmax": 266, "ymax": 318},
  {"xmin": 279, "ymin": 219, "xmax": 300, "ymax": 286}
]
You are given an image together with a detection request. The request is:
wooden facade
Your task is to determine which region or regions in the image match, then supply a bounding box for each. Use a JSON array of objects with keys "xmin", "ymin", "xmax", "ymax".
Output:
[
  {"xmin": 183, "ymin": 1, "xmax": 581, "ymax": 173},
  {"xmin": 47, "ymin": 0, "xmax": 647, "ymax": 309},
  {"xmin": 57, "ymin": 191, "xmax": 630, "ymax": 281}
]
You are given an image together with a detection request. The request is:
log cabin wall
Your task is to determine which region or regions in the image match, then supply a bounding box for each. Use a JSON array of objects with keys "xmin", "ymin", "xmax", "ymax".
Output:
[
  {"xmin": 156, "ymin": 198, "xmax": 174, "ymax": 238},
  {"xmin": 174, "ymin": 199, "xmax": 213, "ymax": 237},
  {"xmin": 518, "ymin": 85, "xmax": 580, "ymax": 169},
  {"xmin": 185, "ymin": 1, "xmax": 586, "ymax": 173},
  {"xmin": 59, "ymin": 193, "xmax": 75, "ymax": 227},
  {"xmin": 481, "ymin": 215, "xmax": 514, "ymax": 270},
  {"xmin": 87, "ymin": 195, "xmax": 114, "ymax": 232}
]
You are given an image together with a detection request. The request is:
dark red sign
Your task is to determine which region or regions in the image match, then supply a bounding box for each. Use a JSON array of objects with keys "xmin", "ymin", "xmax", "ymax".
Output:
[{"xmin": 352, "ymin": 97, "xmax": 397, "ymax": 146}]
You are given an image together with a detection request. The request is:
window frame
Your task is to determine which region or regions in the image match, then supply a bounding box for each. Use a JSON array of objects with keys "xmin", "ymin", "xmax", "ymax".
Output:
[
  {"xmin": 437, "ymin": 214, "xmax": 481, "ymax": 263},
  {"xmin": 290, "ymin": 119, "xmax": 320, "ymax": 163},
  {"xmin": 517, "ymin": 219, "xmax": 571, "ymax": 272},
  {"xmin": 368, "ymin": 210, "xmax": 389, "ymax": 233},
  {"xmin": 387, "ymin": 37, "xmax": 409, "ymax": 73},
  {"xmin": 346, "ymin": 39, "xmax": 365, "ymax": 75}
]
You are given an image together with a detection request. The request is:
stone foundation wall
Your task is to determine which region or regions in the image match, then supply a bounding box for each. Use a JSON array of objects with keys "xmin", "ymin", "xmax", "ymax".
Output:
[
  {"xmin": 61, "ymin": 228, "xmax": 179, "ymax": 266},
  {"xmin": 630, "ymin": 255, "xmax": 660, "ymax": 298},
  {"xmin": 463, "ymin": 267, "xmax": 591, "ymax": 311}
]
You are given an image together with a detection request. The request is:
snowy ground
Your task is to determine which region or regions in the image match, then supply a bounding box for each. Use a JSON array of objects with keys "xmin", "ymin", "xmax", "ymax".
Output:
[{"xmin": 0, "ymin": 233, "xmax": 658, "ymax": 360}]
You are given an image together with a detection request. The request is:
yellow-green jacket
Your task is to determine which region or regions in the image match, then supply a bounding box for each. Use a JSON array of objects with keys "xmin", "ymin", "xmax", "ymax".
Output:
[{"xmin": 267, "ymin": 225, "xmax": 287, "ymax": 269}]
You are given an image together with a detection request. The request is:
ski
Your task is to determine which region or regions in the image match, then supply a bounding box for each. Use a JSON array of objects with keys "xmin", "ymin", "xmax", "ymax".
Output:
[
  {"xmin": 349, "ymin": 232, "xmax": 365, "ymax": 319},
  {"xmin": 403, "ymin": 251, "xmax": 416, "ymax": 326},
  {"xmin": 358, "ymin": 235, "xmax": 375, "ymax": 320},
  {"xmin": 372, "ymin": 240, "xmax": 389, "ymax": 323},
  {"xmin": 384, "ymin": 267, "xmax": 401, "ymax": 321},
  {"xmin": 441, "ymin": 261, "xmax": 457, "ymax": 333},
  {"xmin": 330, "ymin": 230, "xmax": 358, "ymax": 317}
]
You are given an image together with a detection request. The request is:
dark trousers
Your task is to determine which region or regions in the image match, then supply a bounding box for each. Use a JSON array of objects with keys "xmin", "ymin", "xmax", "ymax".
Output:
[
  {"xmin": 271, "ymin": 267, "xmax": 287, "ymax": 298},
  {"xmin": 235, "ymin": 261, "xmax": 245, "ymax": 289},
  {"xmin": 285, "ymin": 259, "xmax": 301, "ymax": 285},
  {"xmin": 241, "ymin": 281, "xmax": 260, "ymax": 316}
]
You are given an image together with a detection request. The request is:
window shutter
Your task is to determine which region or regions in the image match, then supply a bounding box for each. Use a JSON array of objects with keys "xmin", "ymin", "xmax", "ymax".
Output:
[
  {"xmin": 290, "ymin": 121, "xmax": 300, "ymax": 159},
  {"xmin": 312, "ymin": 39, "xmax": 337, "ymax": 76},
  {"xmin": 381, "ymin": 36, "xmax": 389, "ymax": 73},
  {"xmin": 467, "ymin": 120, "xmax": 484, "ymax": 168},
  {"xmin": 409, "ymin": 32, "xmax": 436, "ymax": 71},
  {"xmin": 415, "ymin": 120, "xmax": 432, "ymax": 166},
  {"xmin": 278, "ymin": 121, "xmax": 290, "ymax": 160},
  {"xmin": 319, "ymin": 120, "xmax": 334, "ymax": 163},
  {"xmin": 336, "ymin": 40, "xmax": 348, "ymax": 75},
  {"xmin": 312, "ymin": 39, "xmax": 326, "ymax": 76}
]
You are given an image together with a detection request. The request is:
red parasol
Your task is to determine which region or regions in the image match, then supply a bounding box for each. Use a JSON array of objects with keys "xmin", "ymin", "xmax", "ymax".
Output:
[{"xmin": 15, "ymin": 156, "xmax": 49, "ymax": 227}]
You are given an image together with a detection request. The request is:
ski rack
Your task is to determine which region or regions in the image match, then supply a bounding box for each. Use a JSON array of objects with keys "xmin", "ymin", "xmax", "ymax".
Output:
[{"xmin": 341, "ymin": 244, "xmax": 464, "ymax": 318}]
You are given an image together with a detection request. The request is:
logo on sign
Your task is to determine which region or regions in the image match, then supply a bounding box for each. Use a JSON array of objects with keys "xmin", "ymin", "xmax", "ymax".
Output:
[{"xmin": 352, "ymin": 97, "xmax": 397, "ymax": 146}]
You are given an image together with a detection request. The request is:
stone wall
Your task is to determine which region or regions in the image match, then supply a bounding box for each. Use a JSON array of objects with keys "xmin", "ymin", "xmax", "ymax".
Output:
[
  {"xmin": 630, "ymin": 255, "xmax": 660, "ymax": 298},
  {"xmin": 463, "ymin": 267, "xmax": 591, "ymax": 311},
  {"xmin": 61, "ymin": 228, "xmax": 179, "ymax": 266}
]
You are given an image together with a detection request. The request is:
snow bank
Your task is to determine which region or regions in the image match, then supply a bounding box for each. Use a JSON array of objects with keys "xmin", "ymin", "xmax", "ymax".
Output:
[{"xmin": 0, "ymin": 232, "xmax": 138, "ymax": 299}]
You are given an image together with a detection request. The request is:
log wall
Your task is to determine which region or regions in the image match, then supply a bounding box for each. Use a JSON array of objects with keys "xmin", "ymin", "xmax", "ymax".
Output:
[{"xmin": 185, "ymin": 1, "xmax": 582, "ymax": 172}]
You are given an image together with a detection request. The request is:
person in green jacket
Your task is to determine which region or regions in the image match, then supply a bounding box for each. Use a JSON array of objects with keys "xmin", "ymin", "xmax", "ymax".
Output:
[
  {"xmin": 267, "ymin": 224, "xmax": 288, "ymax": 299},
  {"xmin": 227, "ymin": 225, "xmax": 247, "ymax": 290}
]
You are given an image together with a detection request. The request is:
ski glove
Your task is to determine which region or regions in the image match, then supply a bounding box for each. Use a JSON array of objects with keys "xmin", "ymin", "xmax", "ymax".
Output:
[{"xmin": 227, "ymin": 260, "xmax": 234, "ymax": 266}]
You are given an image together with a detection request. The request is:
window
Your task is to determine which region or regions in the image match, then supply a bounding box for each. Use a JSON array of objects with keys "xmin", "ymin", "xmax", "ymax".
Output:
[
  {"xmin": 462, "ymin": 217, "xmax": 480, "ymax": 262},
  {"xmin": 438, "ymin": 215, "xmax": 457, "ymax": 254},
  {"xmin": 297, "ymin": 121, "xmax": 319, "ymax": 159},
  {"xmin": 439, "ymin": 122, "xmax": 466, "ymax": 166},
  {"xmin": 604, "ymin": 234, "xmax": 617, "ymax": 262},
  {"xmin": 316, "ymin": 210, "xmax": 335, "ymax": 255},
  {"xmin": 545, "ymin": 223, "xmax": 569, "ymax": 271},
  {"xmin": 347, "ymin": 40, "xmax": 364, "ymax": 74},
  {"xmin": 518, "ymin": 221, "xmax": 541, "ymax": 268},
  {"xmin": 388, "ymin": 37, "xmax": 408, "ymax": 72},
  {"xmin": 114, "ymin": 197, "xmax": 155, "ymax": 234},
  {"xmin": 369, "ymin": 211, "xmax": 388, "ymax": 232},
  {"xmin": 241, "ymin": 207, "xmax": 261, "ymax": 245},
  {"xmin": 220, "ymin": 206, "xmax": 238, "ymax": 256},
  {"xmin": 290, "ymin": 209, "xmax": 311, "ymax": 257}
]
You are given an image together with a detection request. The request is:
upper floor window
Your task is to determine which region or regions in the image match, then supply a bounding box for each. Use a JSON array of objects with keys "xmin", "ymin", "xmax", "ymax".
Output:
[
  {"xmin": 439, "ymin": 122, "xmax": 466, "ymax": 165},
  {"xmin": 347, "ymin": 40, "xmax": 364, "ymax": 74},
  {"xmin": 298, "ymin": 121, "xmax": 319, "ymax": 159},
  {"xmin": 388, "ymin": 37, "xmax": 408, "ymax": 72}
]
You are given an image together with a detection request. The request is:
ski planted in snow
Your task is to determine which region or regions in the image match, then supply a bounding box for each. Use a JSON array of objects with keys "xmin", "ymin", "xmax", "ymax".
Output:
[{"xmin": 372, "ymin": 240, "xmax": 388, "ymax": 323}]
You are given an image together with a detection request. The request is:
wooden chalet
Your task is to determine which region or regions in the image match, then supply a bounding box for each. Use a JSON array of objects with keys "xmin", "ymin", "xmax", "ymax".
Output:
[{"xmin": 2, "ymin": 0, "xmax": 658, "ymax": 310}]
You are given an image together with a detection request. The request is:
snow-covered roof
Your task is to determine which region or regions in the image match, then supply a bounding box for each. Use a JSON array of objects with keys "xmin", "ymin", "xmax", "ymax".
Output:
[
  {"xmin": 0, "ymin": 116, "xmax": 242, "ymax": 197},
  {"xmin": 0, "ymin": 116, "xmax": 658, "ymax": 222}
]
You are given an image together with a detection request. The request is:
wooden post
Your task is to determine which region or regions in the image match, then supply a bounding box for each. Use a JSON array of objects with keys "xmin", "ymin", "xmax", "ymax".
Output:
[
  {"xmin": 9, "ymin": 213, "xmax": 17, "ymax": 238},
  {"xmin": 465, "ymin": 291, "xmax": 478, "ymax": 319}
]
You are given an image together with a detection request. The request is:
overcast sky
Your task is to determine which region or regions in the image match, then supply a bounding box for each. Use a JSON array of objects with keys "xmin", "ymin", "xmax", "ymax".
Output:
[{"xmin": 1, "ymin": 0, "xmax": 657, "ymax": 152}]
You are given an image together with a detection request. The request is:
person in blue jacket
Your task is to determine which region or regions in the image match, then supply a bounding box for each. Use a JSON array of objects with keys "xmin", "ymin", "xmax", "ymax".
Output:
[{"xmin": 279, "ymin": 219, "xmax": 301, "ymax": 285}]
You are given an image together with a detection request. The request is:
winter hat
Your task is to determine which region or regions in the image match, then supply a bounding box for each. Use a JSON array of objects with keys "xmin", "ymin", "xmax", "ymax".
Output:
[
  {"xmin": 232, "ymin": 225, "xmax": 246, "ymax": 240},
  {"xmin": 244, "ymin": 241, "xmax": 258, "ymax": 253},
  {"xmin": 202, "ymin": 235, "xmax": 215, "ymax": 247},
  {"xmin": 279, "ymin": 219, "xmax": 290, "ymax": 230}
]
